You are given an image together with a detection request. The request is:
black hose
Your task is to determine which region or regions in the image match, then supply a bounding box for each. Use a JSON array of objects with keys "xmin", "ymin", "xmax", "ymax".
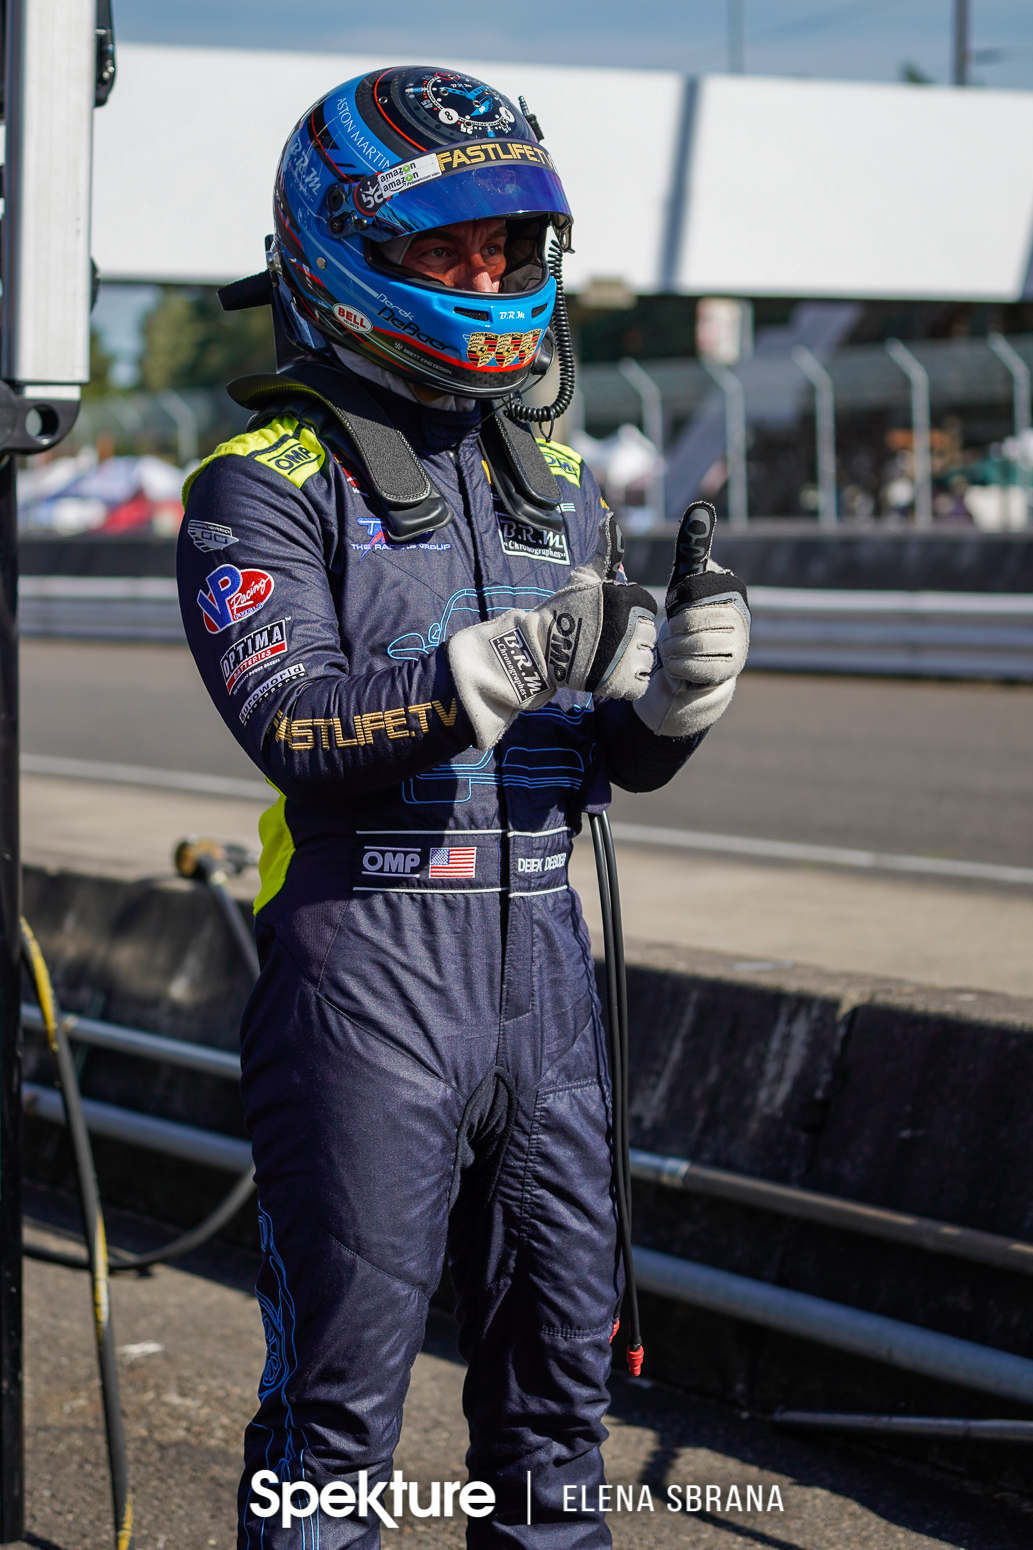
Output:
[
  {"xmin": 506, "ymin": 240, "xmax": 576, "ymax": 435},
  {"xmin": 590, "ymin": 813, "xmax": 643, "ymax": 1374},
  {"xmin": 201, "ymin": 865, "xmax": 261, "ymax": 981},
  {"xmin": 24, "ymin": 844, "xmax": 260, "ymax": 1275},
  {"xmin": 20, "ymin": 920, "xmax": 134, "ymax": 1550},
  {"xmin": 25, "ymin": 1166, "xmax": 255, "ymax": 1274}
]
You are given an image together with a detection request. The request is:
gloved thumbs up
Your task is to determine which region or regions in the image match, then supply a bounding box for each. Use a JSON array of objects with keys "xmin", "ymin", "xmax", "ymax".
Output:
[
  {"xmin": 634, "ymin": 499, "xmax": 750, "ymax": 739},
  {"xmin": 447, "ymin": 513, "xmax": 658, "ymax": 749}
]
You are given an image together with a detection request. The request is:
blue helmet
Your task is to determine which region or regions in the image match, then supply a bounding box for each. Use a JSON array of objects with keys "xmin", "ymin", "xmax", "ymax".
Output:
[{"xmin": 271, "ymin": 67, "xmax": 574, "ymax": 400}]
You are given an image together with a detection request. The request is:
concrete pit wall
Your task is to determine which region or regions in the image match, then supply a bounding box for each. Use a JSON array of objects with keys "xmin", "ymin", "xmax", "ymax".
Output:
[{"xmin": 20, "ymin": 867, "xmax": 1033, "ymax": 1490}]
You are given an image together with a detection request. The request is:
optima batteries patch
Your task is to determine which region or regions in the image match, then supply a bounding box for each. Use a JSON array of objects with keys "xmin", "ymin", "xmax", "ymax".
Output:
[{"xmin": 220, "ymin": 617, "xmax": 290, "ymax": 693}]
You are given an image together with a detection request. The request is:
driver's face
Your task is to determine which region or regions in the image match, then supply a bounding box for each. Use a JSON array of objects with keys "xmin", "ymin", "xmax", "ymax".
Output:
[{"xmin": 403, "ymin": 219, "xmax": 508, "ymax": 293}]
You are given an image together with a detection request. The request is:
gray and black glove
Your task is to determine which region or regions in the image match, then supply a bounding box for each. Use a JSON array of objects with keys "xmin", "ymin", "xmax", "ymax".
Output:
[
  {"xmin": 635, "ymin": 536, "xmax": 750, "ymax": 739},
  {"xmin": 449, "ymin": 514, "xmax": 658, "ymax": 749}
]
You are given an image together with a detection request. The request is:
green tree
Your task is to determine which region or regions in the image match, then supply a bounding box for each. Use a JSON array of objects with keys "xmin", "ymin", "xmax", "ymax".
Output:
[
  {"xmin": 140, "ymin": 286, "xmax": 275, "ymax": 390},
  {"xmin": 83, "ymin": 326, "xmax": 116, "ymax": 400}
]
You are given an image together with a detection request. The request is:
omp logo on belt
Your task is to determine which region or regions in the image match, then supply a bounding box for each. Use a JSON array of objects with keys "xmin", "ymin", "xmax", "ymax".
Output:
[
  {"xmin": 220, "ymin": 617, "xmax": 290, "ymax": 694},
  {"xmin": 358, "ymin": 843, "xmax": 480, "ymax": 884},
  {"xmin": 361, "ymin": 846, "xmax": 422, "ymax": 876},
  {"xmin": 490, "ymin": 628, "xmax": 546, "ymax": 703}
]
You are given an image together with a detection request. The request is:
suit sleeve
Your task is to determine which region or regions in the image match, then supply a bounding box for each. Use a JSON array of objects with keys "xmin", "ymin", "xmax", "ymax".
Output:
[
  {"xmin": 594, "ymin": 701, "xmax": 706, "ymax": 792},
  {"xmin": 177, "ymin": 454, "xmax": 474, "ymax": 801}
]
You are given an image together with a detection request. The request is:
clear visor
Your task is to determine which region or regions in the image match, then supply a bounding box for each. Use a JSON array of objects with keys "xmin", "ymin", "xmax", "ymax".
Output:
[{"xmin": 350, "ymin": 143, "xmax": 572, "ymax": 244}]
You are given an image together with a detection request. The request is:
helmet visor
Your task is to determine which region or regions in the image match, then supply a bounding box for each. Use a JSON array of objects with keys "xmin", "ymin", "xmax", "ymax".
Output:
[{"xmin": 349, "ymin": 141, "xmax": 572, "ymax": 242}]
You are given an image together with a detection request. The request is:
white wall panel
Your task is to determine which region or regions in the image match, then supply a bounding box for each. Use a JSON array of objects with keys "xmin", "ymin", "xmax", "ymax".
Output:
[
  {"xmin": 677, "ymin": 75, "xmax": 1033, "ymax": 301},
  {"xmin": 90, "ymin": 45, "xmax": 683, "ymax": 292},
  {"xmin": 91, "ymin": 49, "xmax": 1033, "ymax": 301}
]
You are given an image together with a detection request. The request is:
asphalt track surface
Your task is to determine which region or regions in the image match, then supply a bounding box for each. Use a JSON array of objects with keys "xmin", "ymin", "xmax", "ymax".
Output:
[
  {"xmin": 21, "ymin": 639, "xmax": 1033, "ymax": 867},
  {"xmin": 19, "ymin": 1184, "xmax": 1033, "ymax": 1550}
]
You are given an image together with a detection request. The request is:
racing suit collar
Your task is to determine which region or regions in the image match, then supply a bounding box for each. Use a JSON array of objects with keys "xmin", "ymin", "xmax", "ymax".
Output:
[{"xmin": 329, "ymin": 348, "xmax": 484, "ymax": 456}]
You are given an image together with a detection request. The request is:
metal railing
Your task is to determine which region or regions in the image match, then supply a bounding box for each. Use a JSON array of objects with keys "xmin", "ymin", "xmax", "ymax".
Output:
[
  {"xmin": 630, "ymin": 1148, "xmax": 1033, "ymax": 1278},
  {"xmin": 21, "ymin": 1007, "xmax": 1033, "ymax": 1407}
]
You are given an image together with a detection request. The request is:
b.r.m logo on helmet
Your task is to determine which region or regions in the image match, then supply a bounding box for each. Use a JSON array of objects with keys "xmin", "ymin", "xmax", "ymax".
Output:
[{"xmin": 466, "ymin": 329, "xmax": 542, "ymax": 368}]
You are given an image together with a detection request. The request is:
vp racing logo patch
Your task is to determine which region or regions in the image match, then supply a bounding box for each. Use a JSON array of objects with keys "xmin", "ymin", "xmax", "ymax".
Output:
[
  {"xmin": 220, "ymin": 617, "xmax": 290, "ymax": 694},
  {"xmin": 197, "ymin": 564, "xmax": 274, "ymax": 635}
]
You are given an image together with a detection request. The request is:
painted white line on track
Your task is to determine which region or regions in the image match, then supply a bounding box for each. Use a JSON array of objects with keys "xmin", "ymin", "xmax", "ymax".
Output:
[
  {"xmin": 21, "ymin": 753, "xmax": 270, "ymax": 801},
  {"xmin": 607, "ymin": 822, "xmax": 1033, "ymax": 888},
  {"xmin": 20, "ymin": 756, "xmax": 1032, "ymax": 887}
]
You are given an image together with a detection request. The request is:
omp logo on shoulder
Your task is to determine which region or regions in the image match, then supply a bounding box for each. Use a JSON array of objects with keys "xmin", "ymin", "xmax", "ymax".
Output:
[
  {"xmin": 362, "ymin": 846, "xmax": 422, "ymax": 876},
  {"xmin": 220, "ymin": 617, "xmax": 290, "ymax": 694},
  {"xmin": 490, "ymin": 628, "xmax": 546, "ymax": 703},
  {"xmin": 540, "ymin": 445, "xmax": 582, "ymax": 488},
  {"xmin": 252, "ymin": 434, "xmax": 322, "ymax": 485}
]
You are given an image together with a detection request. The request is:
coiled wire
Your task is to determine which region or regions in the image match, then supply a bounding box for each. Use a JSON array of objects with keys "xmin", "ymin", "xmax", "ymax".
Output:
[{"xmin": 506, "ymin": 240, "xmax": 576, "ymax": 437}]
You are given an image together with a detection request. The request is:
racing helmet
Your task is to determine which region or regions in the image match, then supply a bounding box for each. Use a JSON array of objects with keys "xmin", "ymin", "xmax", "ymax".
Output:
[{"xmin": 271, "ymin": 67, "xmax": 574, "ymax": 400}]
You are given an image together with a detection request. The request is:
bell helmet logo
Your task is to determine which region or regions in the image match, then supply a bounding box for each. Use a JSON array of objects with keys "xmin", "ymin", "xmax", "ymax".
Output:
[{"xmin": 333, "ymin": 304, "xmax": 372, "ymax": 333}]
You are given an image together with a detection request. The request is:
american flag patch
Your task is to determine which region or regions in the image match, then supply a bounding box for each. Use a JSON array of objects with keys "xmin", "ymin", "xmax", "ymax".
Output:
[{"xmin": 429, "ymin": 846, "xmax": 477, "ymax": 879}]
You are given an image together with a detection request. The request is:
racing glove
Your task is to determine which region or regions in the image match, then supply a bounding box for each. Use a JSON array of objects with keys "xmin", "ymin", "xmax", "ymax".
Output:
[
  {"xmin": 634, "ymin": 559, "xmax": 750, "ymax": 739},
  {"xmin": 448, "ymin": 513, "xmax": 658, "ymax": 750}
]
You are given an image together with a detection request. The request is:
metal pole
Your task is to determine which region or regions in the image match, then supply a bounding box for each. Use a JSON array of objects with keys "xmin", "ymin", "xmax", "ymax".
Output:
[
  {"xmin": 728, "ymin": 0, "xmax": 746, "ymax": 73},
  {"xmin": 704, "ymin": 361, "xmax": 748, "ymax": 527},
  {"xmin": 953, "ymin": 0, "xmax": 969, "ymax": 85},
  {"xmin": 988, "ymin": 332, "xmax": 1032, "ymax": 527},
  {"xmin": 885, "ymin": 339, "xmax": 933, "ymax": 528},
  {"xmin": 0, "ymin": 5, "xmax": 100, "ymax": 1535},
  {"xmin": 0, "ymin": 454, "xmax": 22, "ymax": 1544},
  {"xmin": 633, "ymin": 1245, "xmax": 1033, "ymax": 1406},
  {"xmin": 792, "ymin": 345, "xmax": 838, "ymax": 527},
  {"xmin": 157, "ymin": 389, "xmax": 199, "ymax": 466},
  {"xmin": 618, "ymin": 358, "xmax": 666, "ymax": 526}
]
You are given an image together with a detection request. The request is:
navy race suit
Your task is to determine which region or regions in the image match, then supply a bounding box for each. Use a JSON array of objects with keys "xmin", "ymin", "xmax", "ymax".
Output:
[{"xmin": 177, "ymin": 369, "xmax": 701, "ymax": 1549}]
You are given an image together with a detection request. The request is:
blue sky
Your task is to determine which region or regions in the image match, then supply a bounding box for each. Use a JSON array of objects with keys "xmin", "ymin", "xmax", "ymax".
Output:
[{"xmin": 115, "ymin": 0, "xmax": 1033, "ymax": 89}]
